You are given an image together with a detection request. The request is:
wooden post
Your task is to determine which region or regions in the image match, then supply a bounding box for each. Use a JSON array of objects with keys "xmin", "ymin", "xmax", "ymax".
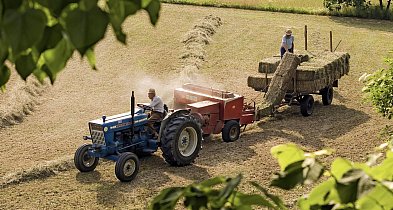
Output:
[
  {"xmin": 304, "ymin": 25, "xmax": 308, "ymax": 51},
  {"xmin": 330, "ymin": 31, "xmax": 333, "ymax": 52}
]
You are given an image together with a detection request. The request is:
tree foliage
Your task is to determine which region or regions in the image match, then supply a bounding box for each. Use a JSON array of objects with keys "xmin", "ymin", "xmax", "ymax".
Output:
[
  {"xmin": 323, "ymin": 0, "xmax": 392, "ymax": 17},
  {"xmin": 362, "ymin": 57, "xmax": 393, "ymax": 119},
  {"xmin": 150, "ymin": 143, "xmax": 393, "ymax": 209},
  {"xmin": 323, "ymin": 0, "xmax": 371, "ymax": 11},
  {"xmin": 0, "ymin": 0, "xmax": 161, "ymax": 90}
]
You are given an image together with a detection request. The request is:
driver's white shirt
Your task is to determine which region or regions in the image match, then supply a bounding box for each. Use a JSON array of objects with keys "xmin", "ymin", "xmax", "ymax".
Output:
[{"xmin": 149, "ymin": 96, "xmax": 164, "ymax": 113}]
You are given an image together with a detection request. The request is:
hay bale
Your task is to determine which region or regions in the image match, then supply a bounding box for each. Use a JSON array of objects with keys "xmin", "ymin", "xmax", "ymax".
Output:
[
  {"xmin": 258, "ymin": 57, "xmax": 281, "ymax": 73},
  {"xmin": 247, "ymin": 75, "xmax": 273, "ymax": 91},
  {"xmin": 296, "ymin": 66, "xmax": 325, "ymax": 81},
  {"xmin": 263, "ymin": 53, "xmax": 301, "ymax": 106}
]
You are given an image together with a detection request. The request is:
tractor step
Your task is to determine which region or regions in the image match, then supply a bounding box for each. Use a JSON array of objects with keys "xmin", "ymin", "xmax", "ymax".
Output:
[{"xmin": 142, "ymin": 149, "xmax": 157, "ymax": 153}]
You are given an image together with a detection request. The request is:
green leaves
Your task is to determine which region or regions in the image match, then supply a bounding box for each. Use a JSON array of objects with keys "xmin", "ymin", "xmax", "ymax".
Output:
[
  {"xmin": 0, "ymin": 0, "xmax": 160, "ymax": 87},
  {"xmin": 0, "ymin": 64, "xmax": 10, "ymax": 91},
  {"xmin": 41, "ymin": 38, "xmax": 74, "ymax": 83},
  {"xmin": 15, "ymin": 53, "xmax": 37, "ymax": 80},
  {"xmin": 36, "ymin": 24, "xmax": 64, "ymax": 53},
  {"xmin": 270, "ymin": 144, "xmax": 325, "ymax": 190},
  {"xmin": 2, "ymin": 0, "xmax": 23, "ymax": 10},
  {"xmin": 3, "ymin": 9, "xmax": 47, "ymax": 56},
  {"xmin": 107, "ymin": 0, "xmax": 140, "ymax": 43},
  {"xmin": 271, "ymin": 158, "xmax": 324, "ymax": 190},
  {"xmin": 362, "ymin": 58, "xmax": 393, "ymax": 119},
  {"xmin": 34, "ymin": 0, "xmax": 81, "ymax": 17},
  {"xmin": 150, "ymin": 187, "xmax": 184, "ymax": 210},
  {"xmin": 149, "ymin": 174, "xmax": 284, "ymax": 210},
  {"xmin": 60, "ymin": 3, "xmax": 108, "ymax": 55},
  {"xmin": 271, "ymin": 143, "xmax": 305, "ymax": 171},
  {"xmin": 145, "ymin": 0, "xmax": 160, "ymax": 25},
  {"xmin": 0, "ymin": 36, "xmax": 8, "ymax": 63}
]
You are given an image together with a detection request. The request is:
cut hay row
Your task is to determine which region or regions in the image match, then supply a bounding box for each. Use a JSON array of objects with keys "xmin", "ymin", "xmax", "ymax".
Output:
[
  {"xmin": 179, "ymin": 15, "xmax": 222, "ymax": 81},
  {"xmin": 0, "ymin": 75, "xmax": 48, "ymax": 128},
  {"xmin": 0, "ymin": 156, "xmax": 73, "ymax": 189}
]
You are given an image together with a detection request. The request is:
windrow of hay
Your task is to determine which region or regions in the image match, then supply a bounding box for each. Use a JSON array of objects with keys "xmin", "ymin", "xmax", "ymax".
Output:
[
  {"xmin": 0, "ymin": 156, "xmax": 73, "ymax": 189},
  {"xmin": 0, "ymin": 70, "xmax": 48, "ymax": 128},
  {"xmin": 178, "ymin": 15, "xmax": 222, "ymax": 82}
]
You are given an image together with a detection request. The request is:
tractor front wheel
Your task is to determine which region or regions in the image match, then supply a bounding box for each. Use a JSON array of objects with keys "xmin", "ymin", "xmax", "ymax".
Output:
[
  {"xmin": 115, "ymin": 152, "xmax": 140, "ymax": 182},
  {"xmin": 74, "ymin": 144, "xmax": 99, "ymax": 172},
  {"xmin": 160, "ymin": 114, "xmax": 202, "ymax": 166},
  {"xmin": 222, "ymin": 120, "xmax": 240, "ymax": 142}
]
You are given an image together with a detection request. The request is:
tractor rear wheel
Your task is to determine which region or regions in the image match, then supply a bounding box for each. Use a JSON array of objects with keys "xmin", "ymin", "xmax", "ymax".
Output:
[
  {"xmin": 300, "ymin": 95, "xmax": 314, "ymax": 117},
  {"xmin": 222, "ymin": 120, "xmax": 240, "ymax": 142},
  {"xmin": 74, "ymin": 144, "xmax": 99, "ymax": 172},
  {"xmin": 160, "ymin": 114, "xmax": 202, "ymax": 166},
  {"xmin": 115, "ymin": 152, "xmax": 140, "ymax": 182}
]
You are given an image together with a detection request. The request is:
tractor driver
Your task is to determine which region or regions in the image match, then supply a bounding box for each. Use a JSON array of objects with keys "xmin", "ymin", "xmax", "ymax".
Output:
[{"xmin": 146, "ymin": 88, "xmax": 164, "ymax": 138}]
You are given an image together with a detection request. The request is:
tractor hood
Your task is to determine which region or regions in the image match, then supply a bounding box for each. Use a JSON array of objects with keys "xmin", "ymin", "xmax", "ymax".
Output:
[{"xmin": 89, "ymin": 107, "xmax": 148, "ymax": 132}]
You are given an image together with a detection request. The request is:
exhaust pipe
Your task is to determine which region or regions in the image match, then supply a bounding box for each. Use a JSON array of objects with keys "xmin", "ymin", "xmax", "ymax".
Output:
[{"xmin": 131, "ymin": 91, "xmax": 135, "ymax": 139}]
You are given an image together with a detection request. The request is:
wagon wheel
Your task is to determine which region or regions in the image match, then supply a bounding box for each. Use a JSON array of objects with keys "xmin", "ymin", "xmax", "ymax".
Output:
[
  {"xmin": 321, "ymin": 86, "xmax": 334, "ymax": 105},
  {"xmin": 300, "ymin": 95, "xmax": 314, "ymax": 117},
  {"xmin": 222, "ymin": 120, "xmax": 240, "ymax": 142}
]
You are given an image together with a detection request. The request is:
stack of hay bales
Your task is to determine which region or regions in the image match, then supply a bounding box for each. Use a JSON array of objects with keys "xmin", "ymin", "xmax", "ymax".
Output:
[
  {"xmin": 255, "ymin": 53, "xmax": 301, "ymax": 119},
  {"xmin": 248, "ymin": 51, "xmax": 350, "ymax": 93}
]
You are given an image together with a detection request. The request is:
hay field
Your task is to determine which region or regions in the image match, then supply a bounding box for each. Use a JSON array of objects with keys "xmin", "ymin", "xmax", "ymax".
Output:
[
  {"xmin": 1, "ymin": 3, "xmax": 393, "ymax": 209},
  {"xmin": 164, "ymin": 0, "xmax": 385, "ymax": 10}
]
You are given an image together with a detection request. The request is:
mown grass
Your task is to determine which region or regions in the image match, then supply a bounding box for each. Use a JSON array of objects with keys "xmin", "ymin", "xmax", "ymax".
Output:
[{"xmin": 162, "ymin": 0, "xmax": 393, "ymax": 19}]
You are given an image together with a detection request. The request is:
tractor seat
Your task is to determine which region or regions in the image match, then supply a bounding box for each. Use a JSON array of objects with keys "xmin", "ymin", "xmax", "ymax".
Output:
[{"xmin": 153, "ymin": 104, "xmax": 168, "ymax": 126}]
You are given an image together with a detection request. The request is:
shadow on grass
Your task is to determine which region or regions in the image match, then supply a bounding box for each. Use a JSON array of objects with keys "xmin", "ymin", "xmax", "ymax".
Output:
[
  {"xmin": 75, "ymin": 155, "xmax": 210, "ymax": 208},
  {"xmin": 329, "ymin": 16, "xmax": 393, "ymax": 33},
  {"xmin": 73, "ymin": 103, "xmax": 369, "ymax": 207},
  {"xmin": 254, "ymin": 103, "xmax": 370, "ymax": 149}
]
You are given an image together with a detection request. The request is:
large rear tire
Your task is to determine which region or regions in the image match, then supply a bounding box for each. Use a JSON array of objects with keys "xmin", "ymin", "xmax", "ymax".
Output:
[
  {"xmin": 300, "ymin": 95, "xmax": 314, "ymax": 117},
  {"xmin": 74, "ymin": 144, "xmax": 99, "ymax": 172},
  {"xmin": 115, "ymin": 152, "xmax": 140, "ymax": 182},
  {"xmin": 222, "ymin": 120, "xmax": 240, "ymax": 142},
  {"xmin": 160, "ymin": 114, "xmax": 202, "ymax": 166}
]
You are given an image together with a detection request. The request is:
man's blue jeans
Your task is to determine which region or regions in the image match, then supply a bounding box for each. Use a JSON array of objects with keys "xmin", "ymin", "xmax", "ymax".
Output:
[{"xmin": 280, "ymin": 47, "xmax": 293, "ymax": 59}]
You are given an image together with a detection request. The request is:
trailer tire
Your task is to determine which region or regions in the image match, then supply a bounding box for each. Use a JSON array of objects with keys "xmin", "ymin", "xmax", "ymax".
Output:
[
  {"xmin": 321, "ymin": 86, "xmax": 334, "ymax": 105},
  {"xmin": 74, "ymin": 144, "xmax": 99, "ymax": 172},
  {"xmin": 115, "ymin": 152, "xmax": 140, "ymax": 182},
  {"xmin": 222, "ymin": 120, "xmax": 240, "ymax": 142},
  {"xmin": 160, "ymin": 114, "xmax": 202, "ymax": 166},
  {"xmin": 300, "ymin": 95, "xmax": 314, "ymax": 117}
]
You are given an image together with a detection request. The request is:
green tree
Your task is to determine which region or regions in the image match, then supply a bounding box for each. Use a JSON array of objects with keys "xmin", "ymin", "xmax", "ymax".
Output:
[
  {"xmin": 0, "ymin": 0, "xmax": 161, "ymax": 91},
  {"xmin": 362, "ymin": 56, "xmax": 393, "ymax": 119}
]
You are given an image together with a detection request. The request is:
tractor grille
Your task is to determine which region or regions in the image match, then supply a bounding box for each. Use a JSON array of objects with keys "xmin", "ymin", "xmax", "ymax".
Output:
[
  {"xmin": 90, "ymin": 123, "xmax": 106, "ymax": 145},
  {"xmin": 91, "ymin": 130, "xmax": 105, "ymax": 145}
]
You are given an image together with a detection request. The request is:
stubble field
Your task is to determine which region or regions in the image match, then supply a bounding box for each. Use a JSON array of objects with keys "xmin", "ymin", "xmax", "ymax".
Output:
[{"xmin": 1, "ymin": 3, "xmax": 393, "ymax": 209}]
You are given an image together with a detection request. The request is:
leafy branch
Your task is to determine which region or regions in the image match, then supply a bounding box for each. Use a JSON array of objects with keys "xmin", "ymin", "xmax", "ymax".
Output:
[
  {"xmin": 150, "ymin": 142, "xmax": 393, "ymax": 209},
  {"xmin": 0, "ymin": 0, "xmax": 161, "ymax": 90}
]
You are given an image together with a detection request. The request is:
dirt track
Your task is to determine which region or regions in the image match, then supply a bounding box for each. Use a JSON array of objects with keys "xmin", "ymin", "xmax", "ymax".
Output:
[{"xmin": 1, "ymin": 3, "xmax": 393, "ymax": 209}]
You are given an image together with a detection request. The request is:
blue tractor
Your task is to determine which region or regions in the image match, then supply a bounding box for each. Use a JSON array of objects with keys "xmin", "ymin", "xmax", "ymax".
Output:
[{"xmin": 74, "ymin": 92, "xmax": 202, "ymax": 182}]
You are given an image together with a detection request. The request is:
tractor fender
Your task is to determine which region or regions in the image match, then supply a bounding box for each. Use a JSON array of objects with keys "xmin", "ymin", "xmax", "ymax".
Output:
[{"xmin": 157, "ymin": 109, "xmax": 191, "ymax": 142}]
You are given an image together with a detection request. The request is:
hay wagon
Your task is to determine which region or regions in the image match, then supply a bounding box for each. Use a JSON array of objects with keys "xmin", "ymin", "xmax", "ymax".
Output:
[{"xmin": 248, "ymin": 51, "xmax": 350, "ymax": 117}]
